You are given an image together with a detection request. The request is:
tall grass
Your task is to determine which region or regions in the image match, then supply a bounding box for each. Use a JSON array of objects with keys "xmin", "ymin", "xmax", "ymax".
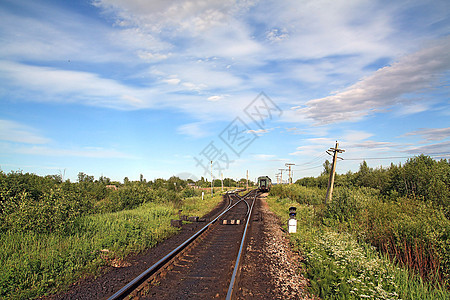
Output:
[
  {"xmin": 270, "ymin": 184, "xmax": 450, "ymax": 287},
  {"xmin": 267, "ymin": 195, "xmax": 450, "ymax": 299},
  {"xmin": 0, "ymin": 194, "xmax": 223, "ymax": 299}
]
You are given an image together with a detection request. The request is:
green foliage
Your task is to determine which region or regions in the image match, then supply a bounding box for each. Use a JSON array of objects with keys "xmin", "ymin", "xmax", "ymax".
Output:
[
  {"xmin": 269, "ymin": 184, "xmax": 325, "ymax": 205},
  {"xmin": 2, "ymin": 188, "xmax": 91, "ymax": 235},
  {"xmin": 181, "ymin": 187, "xmax": 201, "ymax": 198},
  {"xmin": 267, "ymin": 196, "xmax": 450, "ymax": 299},
  {"xmin": 0, "ymin": 171, "xmax": 224, "ymax": 299},
  {"xmin": 295, "ymin": 155, "xmax": 450, "ymax": 216},
  {"xmin": 0, "ymin": 171, "xmax": 215, "ymax": 234},
  {"xmin": 101, "ymin": 183, "xmax": 158, "ymax": 212},
  {"xmin": 323, "ymin": 187, "xmax": 379, "ymax": 224},
  {"xmin": 361, "ymin": 197, "xmax": 450, "ymax": 286},
  {"xmin": 0, "ymin": 202, "xmax": 177, "ymax": 299},
  {"xmin": 275, "ymin": 180, "xmax": 450, "ymax": 288}
]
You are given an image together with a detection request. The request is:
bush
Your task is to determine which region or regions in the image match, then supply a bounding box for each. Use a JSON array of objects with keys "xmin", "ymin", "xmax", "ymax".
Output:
[
  {"xmin": 2, "ymin": 188, "xmax": 91, "ymax": 235},
  {"xmin": 363, "ymin": 197, "xmax": 450, "ymax": 286},
  {"xmin": 266, "ymin": 196, "xmax": 450, "ymax": 299},
  {"xmin": 270, "ymin": 183, "xmax": 450, "ymax": 288},
  {"xmin": 323, "ymin": 188, "xmax": 450, "ymax": 287},
  {"xmin": 269, "ymin": 184, "xmax": 325, "ymax": 205}
]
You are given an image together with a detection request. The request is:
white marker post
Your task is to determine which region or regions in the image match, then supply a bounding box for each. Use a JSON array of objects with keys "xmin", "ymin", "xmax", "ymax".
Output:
[{"xmin": 288, "ymin": 207, "xmax": 297, "ymax": 233}]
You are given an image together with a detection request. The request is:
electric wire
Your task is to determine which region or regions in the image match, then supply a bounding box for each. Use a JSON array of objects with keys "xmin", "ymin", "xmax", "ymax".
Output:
[{"xmin": 342, "ymin": 153, "xmax": 450, "ymax": 161}]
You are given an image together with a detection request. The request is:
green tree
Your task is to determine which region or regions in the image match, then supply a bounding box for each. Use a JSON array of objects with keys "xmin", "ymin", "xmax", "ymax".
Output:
[
  {"xmin": 77, "ymin": 172, "xmax": 94, "ymax": 183},
  {"xmin": 322, "ymin": 159, "xmax": 331, "ymax": 176}
]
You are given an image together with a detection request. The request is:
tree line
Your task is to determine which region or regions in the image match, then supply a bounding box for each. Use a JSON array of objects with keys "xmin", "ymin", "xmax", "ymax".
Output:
[
  {"xmin": 0, "ymin": 171, "xmax": 249, "ymax": 235},
  {"xmin": 296, "ymin": 154, "xmax": 450, "ymax": 216}
]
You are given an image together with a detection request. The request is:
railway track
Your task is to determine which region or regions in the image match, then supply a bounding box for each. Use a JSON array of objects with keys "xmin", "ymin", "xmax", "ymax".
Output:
[{"xmin": 107, "ymin": 189, "xmax": 260, "ymax": 300}]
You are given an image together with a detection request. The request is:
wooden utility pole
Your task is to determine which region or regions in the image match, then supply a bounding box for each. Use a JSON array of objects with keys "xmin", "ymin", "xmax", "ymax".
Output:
[
  {"xmin": 325, "ymin": 141, "xmax": 345, "ymax": 204},
  {"xmin": 278, "ymin": 169, "xmax": 284, "ymax": 184},
  {"xmin": 285, "ymin": 163, "xmax": 295, "ymax": 184},
  {"xmin": 279, "ymin": 168, "xmax": 289, "ymax": 184},
  {"xmin": 246, "ymin": 170, "xmax": 249, "ymax": 189},
  {"xmin": 210, "ymin": 160, "xmax": 213, "ymax": 196}
]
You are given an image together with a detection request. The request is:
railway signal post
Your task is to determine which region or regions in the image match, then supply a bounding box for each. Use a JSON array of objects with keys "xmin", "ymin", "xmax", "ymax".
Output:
[{"xmin": 288, "ymin": 206, "xmax": 297, "ymax": 233}]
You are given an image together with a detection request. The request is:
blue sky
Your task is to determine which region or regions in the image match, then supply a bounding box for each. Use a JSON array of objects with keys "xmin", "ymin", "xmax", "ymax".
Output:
[{"xmin": 0, "ymin": 0, "xmax": 449, "ymax": 183}]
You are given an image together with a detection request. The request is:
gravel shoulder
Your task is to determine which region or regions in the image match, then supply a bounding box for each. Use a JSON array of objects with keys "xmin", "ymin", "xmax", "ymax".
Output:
[{"xmin": 236, "ymin": 193, "xmax": 313, "ymax": 299}]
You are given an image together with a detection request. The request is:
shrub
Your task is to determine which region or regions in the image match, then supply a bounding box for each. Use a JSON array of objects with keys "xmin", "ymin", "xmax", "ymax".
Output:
[
  {"xmin": 363, "ymin": 197, "xmax": 450, "ymax": 287},
  {"xmin": 269, "ymin": 184, "xmax": 325, "ymax": 205},
  {"xmin": 2, "ymin": 188, "xmax": 91, "ymax": 235}
]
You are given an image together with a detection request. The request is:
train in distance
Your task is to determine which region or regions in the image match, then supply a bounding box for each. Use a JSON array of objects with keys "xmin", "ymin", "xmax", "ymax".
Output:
[{"xmin": 257, "ymin": 176, "xmax": 272, "ymax": 192}]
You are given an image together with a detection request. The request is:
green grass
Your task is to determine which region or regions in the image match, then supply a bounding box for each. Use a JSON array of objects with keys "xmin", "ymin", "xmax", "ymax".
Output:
[
  {"xmin": 267, "ymin": 196, "xmax": 449, "ymax": 299},
  {"xmin": 0, "ymin": 194, "xmax": 223, "ymax": 299}
]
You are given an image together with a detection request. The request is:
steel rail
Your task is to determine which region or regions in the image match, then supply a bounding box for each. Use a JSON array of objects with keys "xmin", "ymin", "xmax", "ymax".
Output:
[
  {"xmin": 226, "ymin": 190, "xmax": 259, "ymax": 300},
  {"xmin": 107, "ymin": 192, "xmax": 242, "ymax": 300}
]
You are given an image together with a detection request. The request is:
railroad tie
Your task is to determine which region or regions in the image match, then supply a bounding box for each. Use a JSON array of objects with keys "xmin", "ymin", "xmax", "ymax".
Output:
[{"xmin": 222, "ymin": 219, "xmax": 241, "ymax": 225}]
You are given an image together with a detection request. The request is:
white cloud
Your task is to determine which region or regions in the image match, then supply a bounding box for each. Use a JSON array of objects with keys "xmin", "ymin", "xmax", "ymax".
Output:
[
  {"xmin": 266, "ymin": 28, "xmax": 289, "ymax": 43},
  {"xmin": 164, "ymin": 78, "xmax": 181, "ymax": 85},
  {"xmin": 158, "ymin": 60, "xmax": 244, "ymax": 90},
  {"xmin": 0, "ymin": 2, "xmax": 131, "ymax": 64},
  {"xmin": 177, "ymin": 122, "xmax": 210, "ymax": 139},
  {"xmin": 207, "ymin": 95, "xmax": 225, "ymax": 102},
  {"xmin": 92, "ymin": 0, "xmax": 255, "ymax": 35},
  {"xmin": 247, "ymin": 127, "xmax": 279, "ymax": 136},
  {"xmin": 0, "ymin": 61, "xmax": 156, "ymax": 110},
  {"xmin": 350, "ymin": 140, "xmax": 397, "ymax": 150},
  {"xmin": 247, "ymin": 129, "xmax": 268, "ymax": 135},
  {"xmin": 137, "ymin": 51, "xmax": 169, "ymax": 61},
  {"xmin": 0, "ymin": 120, "xmax": 50, "ymax": 144},
  {"xmin": 403, "ymin": 141, "xmax": 450, "ymax": 155},
  {"xmin": 0, "ymin": 141, "xmax": 135, "ymax": 159},
  {"xmin": 294, "ymin": 36, "xmax": 450, "ymax": 124},
  {"xmin": 17, "ymin": 146, "xmax": 136, "ymax": 159},
  {"xmin": 289, "ymin": 130, "xmax": 399, "ymax": 157},
  {"xmin": 403, "ymin": 127, "xmax": 450, "ymax": 141}
]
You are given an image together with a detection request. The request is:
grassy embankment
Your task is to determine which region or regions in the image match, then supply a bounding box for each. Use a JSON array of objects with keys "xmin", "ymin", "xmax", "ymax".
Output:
[
  {"xmin": 0, "ymin": 192, "xmax": 223, "ymax": 299},
  {"xmin": 267, "ymin": 184, "xmax": 449, "ymax": 299}
]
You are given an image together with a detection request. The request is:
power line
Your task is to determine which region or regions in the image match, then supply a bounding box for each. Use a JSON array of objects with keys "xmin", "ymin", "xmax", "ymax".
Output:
[
  {"xmin": 296, "ymin": 152, "xmax": 328, "ymax": 166},
  {"xmin": 292, "ymin": 164, "xmax": 323, "ymax": 171},
  {"xmin": 343, "ymin": 153, "xmax": 450, "ymax": 161}
]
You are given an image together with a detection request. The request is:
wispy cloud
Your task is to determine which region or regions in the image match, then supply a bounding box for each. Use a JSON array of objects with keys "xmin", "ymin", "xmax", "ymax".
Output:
[
  {"xmin": 402, "ymin": 127, "xmax": 450, "ymax": 141},
  {"xmin": 0, "ymin": 119, "xmax": 50, "ymax": 144},
  {"xmin": 293, "ymin": 36, "xmax": 450, "ymax": 124},
  {"xmin": 289, "ymin": 130, "xmax": 399, "ymax": 156},
  {"xmin": 177, "ymin": 122, "xmax": 210, "ymax": 139},
  {"xmin": 350, "ymin": 140, "xmax": 398, "ymax": 150},
  {"xmin": 0, "ymin": 61, "xmax": 155, "ymax": 110},
  {"xmin": 247, "ymin": 129, "xmax": 269, "ymax": 136},
  {"xmin": 403, "ymin": 141, "xmax": 450, "ymax": 155},
  {"xmin": 12, "ymin": 145, "xmax": 136, "ymax": 159},
  {"xmin": 285, "ymin": 127, "xmax": 307, "ymax": 135}
]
